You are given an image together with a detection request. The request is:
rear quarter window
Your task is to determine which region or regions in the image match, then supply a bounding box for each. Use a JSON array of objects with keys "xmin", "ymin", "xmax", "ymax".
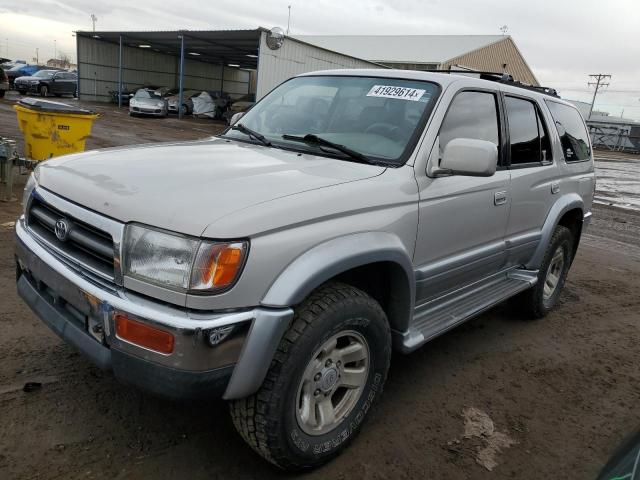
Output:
[{"xmin": 545, "ymin": 101, "xmax": 591, "ymax": 162}]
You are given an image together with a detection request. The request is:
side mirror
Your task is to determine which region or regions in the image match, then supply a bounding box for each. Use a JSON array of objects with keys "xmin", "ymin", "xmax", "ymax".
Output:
[
  {"xmin": 435, "ymin": 138, "xmax": 498, "ymax": 177},
  {"xmin": 230, "ymin": 111, "xmax": 245, "ymax": 125}
]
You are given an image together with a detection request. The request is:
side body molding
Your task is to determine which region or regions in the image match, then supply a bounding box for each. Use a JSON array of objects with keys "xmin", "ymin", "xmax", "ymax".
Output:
[
  {"xmin": 526, "ymin": 193, "xmax": 584, "ymax": 270},
  {"xmin": 261, "ymin": 232, "xmax": 416, "ymax": 332}
]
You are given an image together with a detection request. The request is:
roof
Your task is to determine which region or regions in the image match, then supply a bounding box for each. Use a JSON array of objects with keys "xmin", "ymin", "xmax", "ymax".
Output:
[
  {"xmin": 298, "ymin": 69, "xmax": 571, "ymax": 104},
  {"xmin": 76, "ymin": 29, "xmax": 265, "ymax": 68},
  {"xmin": 293, "ymin": 35, "xmax": 506, "ymax": 64}
]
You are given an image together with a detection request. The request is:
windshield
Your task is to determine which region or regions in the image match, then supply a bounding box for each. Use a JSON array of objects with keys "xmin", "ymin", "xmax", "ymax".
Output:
[
  {"xmin": 222, "ymin": 76, "xmax": 439, "ymax": 165},
  {"xmin": 134, "ymin": 89, "xmax": 161, "ymax": 99},
  {"xmin": 34, "ymin": 70, "xmax": 55, "ymax": 78}
]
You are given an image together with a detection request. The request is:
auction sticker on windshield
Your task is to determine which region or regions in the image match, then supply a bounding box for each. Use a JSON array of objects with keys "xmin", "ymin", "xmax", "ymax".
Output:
[{"xmin": 366, "ymin": 85, "xmax": 427, "ymax": 101}]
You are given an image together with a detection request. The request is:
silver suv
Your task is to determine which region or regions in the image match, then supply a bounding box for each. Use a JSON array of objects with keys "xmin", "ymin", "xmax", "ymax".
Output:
[{"xmin": 15, "ymin": 69, "xmax": 594, "ymax": 470}]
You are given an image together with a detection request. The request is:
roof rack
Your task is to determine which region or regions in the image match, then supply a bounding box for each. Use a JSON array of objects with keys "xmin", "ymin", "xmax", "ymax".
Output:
[{"xmin": 430, "ymin": 69, "xmax": 560, "ymax": 98}]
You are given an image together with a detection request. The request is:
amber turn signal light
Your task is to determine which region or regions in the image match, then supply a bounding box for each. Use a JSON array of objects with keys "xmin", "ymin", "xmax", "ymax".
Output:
[
  {"xmin": 115, "ymin": 314, "xmax": 175, "ymax": 354},
  {"xmin": 190, "ymin": 242, "xmax": 247, "ymax": 291}
]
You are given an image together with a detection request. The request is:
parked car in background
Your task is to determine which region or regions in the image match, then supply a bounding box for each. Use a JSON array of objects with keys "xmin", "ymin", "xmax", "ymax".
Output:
[
  {"xmin": 224, "ymin": 93, "xmax": 255, "ymax": 124},
  {"xmin": 166, "ymin": 89, "xmax": 200, "ymax": 115},
  {"xmin": 6, "ymin": 64, "xmax": 44, "ymax": 88},
  {"xmin": 0, "ymin": 68, "xmax": 8, "ymax": 98},
  {"xmin": 14, "ymin": 70, "xmax": 77, "ymax": 97},
  {"xmin": 210, "ymin": 90, "xmax": 232, "ymax": 120},
  {"xmin": 109, "ymin": 88, "xmax": 135, "ymax": 105},
  {"xmin": 129, "ymin": 88, "xmax": 168, "ymax": 117}
]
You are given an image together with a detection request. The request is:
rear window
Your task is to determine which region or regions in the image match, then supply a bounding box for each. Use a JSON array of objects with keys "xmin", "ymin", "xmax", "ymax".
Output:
[{"xmin": 545, "ymin": 101, "xmax": 591, "ymax": 162}]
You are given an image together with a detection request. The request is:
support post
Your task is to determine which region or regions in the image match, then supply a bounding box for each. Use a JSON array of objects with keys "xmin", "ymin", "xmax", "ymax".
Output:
[
  {"xmin": 118, "ymin": 35, "xmax": 123, "ymax": 108},
  {"xmin": 178, "ymin": 34, "xmax": 185, "ymax": 119},
  {"xmin": 220, "ymin": 63, "xmax": 225, "ymax": 92}
]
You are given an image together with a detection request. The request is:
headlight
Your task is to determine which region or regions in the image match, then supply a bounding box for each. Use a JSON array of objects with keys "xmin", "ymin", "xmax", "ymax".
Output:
[
  {"xmin": 123, "ymin": 224, "xmax": 248, "ymax": 293},
  {"xmin": 22, "ymin": 171, "xmax": 37, "ymax": 214},
  {"xmin": 156, "ymin": 102, "xmax": 164, "ymax": 108}
]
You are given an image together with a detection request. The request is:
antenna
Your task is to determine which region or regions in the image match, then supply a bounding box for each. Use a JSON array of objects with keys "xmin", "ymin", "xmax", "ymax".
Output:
[
  {"xmin": 499, "ymin": 25, "xmax": 508, "ymax": 35},
  {"xmin": 286, "ymin": 5, "xmax": 292, "ymax": 35},
  {"xmin": 90, "ymin": 13, "xmax": 98, "ymax": 32}
]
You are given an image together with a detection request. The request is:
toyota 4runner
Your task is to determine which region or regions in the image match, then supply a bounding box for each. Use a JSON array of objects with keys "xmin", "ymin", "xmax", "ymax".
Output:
[{"xmin": 15, "ymin": 69, "xmax": 595, "ymax": 470}]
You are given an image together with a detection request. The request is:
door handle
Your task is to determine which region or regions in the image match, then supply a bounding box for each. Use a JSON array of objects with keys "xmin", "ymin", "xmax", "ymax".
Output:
[
  {"xmin": 551, "ymin": 182, "xmax": 560, "ymax": 194},
  {"xmin": 494, "ymin": 191, "xmax": 508, "ymax": 206}
]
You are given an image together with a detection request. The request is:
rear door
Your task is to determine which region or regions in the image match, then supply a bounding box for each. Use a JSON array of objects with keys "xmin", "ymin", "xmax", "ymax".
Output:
[
  {"xmin": 414, "ymin": 88, "xmax": 511, "ymax": 303},
  {"xmin": 502, "ymin": 93, "xmax": 560, "ymax": 267}
]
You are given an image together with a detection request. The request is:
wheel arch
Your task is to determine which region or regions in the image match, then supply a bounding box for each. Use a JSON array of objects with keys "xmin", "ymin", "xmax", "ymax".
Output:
[
  {"xmin": 526, "ymin": 194, "xmax": 584, "ymax": 269},
  {"xmin": 261, "ymin": 232, "xmax": 416, "ymax": 334}
]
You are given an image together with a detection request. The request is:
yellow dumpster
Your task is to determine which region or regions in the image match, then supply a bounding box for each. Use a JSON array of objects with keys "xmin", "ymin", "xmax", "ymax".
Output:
[{"xmin": 14, "ymin": 98, "xmax": 98, "ymax": 161}]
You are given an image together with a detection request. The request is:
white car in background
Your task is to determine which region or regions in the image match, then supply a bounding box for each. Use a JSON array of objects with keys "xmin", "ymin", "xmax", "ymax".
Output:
[
  {"xmin": 166, "ymin": 89, "xmax": 200, "ymax": 115},
  {"xmin": 129, "ymin": 88, "xmax": 168, "ymax": 117}
]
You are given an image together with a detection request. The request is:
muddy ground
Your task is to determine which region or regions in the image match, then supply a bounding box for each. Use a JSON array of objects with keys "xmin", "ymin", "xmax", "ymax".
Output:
[{"xmin": 1, "ymin": 92, "xmax": 640, "ymax": 479}]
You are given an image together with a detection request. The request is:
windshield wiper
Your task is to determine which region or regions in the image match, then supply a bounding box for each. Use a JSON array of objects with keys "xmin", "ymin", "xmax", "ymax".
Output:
[
  {"xmin": 282, "ymin": 133, "xmax": 376, "ymax": 165},
  {"xmin": 230, "ymin": 124, "xmax": 272, "ymax": 146}
]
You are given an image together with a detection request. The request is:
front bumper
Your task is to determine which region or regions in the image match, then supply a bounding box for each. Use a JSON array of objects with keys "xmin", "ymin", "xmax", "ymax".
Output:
[
  {"xmin": 130, "ymin": 105, "xmax": 167, "ymax": 116},
  {"xmin": 14, "ymin": 82, "xmax": 38, "ymax": 93},
  {"xmin": 15, "ymin": 219, "xmax": 293, "ymax": 400}
]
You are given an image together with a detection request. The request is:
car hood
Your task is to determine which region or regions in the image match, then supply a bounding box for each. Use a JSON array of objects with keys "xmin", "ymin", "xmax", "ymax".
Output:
[
  {"xmin": 14, "ymin": 75, "xmax": 39, "ymax": 81},
  {"xmin": 131, "ymin": 97, "xmax": 165, "ymax": 106},
  {"xmin": 37, "ymin": 138, "xmax": 385, "ymax": 237}
]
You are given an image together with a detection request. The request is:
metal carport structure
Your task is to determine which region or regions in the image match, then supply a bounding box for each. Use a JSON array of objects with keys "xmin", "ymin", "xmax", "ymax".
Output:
[{"xmin": 75, "ymin": 28, "xmax": 383, "ymax": 118}]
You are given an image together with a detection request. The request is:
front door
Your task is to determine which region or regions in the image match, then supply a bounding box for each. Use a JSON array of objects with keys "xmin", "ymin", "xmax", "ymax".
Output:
[{"xmin": 414, "ymin": 89, "xmax": 511, "ymax": 304}]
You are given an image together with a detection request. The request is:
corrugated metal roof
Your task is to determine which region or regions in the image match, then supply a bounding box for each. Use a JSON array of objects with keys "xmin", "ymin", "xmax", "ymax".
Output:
[{"xmin": 293, "ymin": 35, "xmax": 506, "ymax": 63}]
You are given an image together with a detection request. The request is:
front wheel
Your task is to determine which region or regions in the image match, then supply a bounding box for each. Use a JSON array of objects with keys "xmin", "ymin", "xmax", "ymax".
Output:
[
  {"xmin": 39, "ymin": 85, "xmax": 48, "ymax": 97},
  {"xmin": 516, "ymin": 225, "xmax": 574, "ymax": 319},
  {"xmin": 230, "ymin": 282, "xmax": 391, "ymax": 470}
]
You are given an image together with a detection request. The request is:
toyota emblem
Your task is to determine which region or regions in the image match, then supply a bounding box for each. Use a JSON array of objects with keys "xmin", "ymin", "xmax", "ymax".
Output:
[{"xmin": 54, "ymin": 219, "xmax": 70, "ymax": 241}]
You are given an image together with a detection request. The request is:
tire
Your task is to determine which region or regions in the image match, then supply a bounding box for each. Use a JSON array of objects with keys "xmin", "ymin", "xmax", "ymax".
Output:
[
  {"xmin": 18, "ymin": 91, "xmax": 27, "ymax": 95},
  {"xmin": 515, "ymin": 225, "xmax": 574, "ymax": 319},
  {"xmin": 39, "ymin": 85, "xmax": 48, "ymax": 97},
  {"xmin": 0, "ymin": 90, "xmax": 5, "ymax": 98},
  {"xmin": 230, "ymin": 282, "xmax": 391, "ymax": 470}
]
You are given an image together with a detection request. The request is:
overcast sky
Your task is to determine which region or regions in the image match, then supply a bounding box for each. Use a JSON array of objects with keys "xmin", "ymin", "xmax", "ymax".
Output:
[{"xmin": 1, "ymin": 0, "xmax": 639, "ymax": 119}]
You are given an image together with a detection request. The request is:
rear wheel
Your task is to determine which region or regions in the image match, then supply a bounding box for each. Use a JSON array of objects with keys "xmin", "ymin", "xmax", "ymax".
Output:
[
  {"xmin": 516, "ymin": 225, "xmax": 574, "ymax": 319},
  {"xmin": 0, "ymin": 90, "xmax": 5, "ymax": 98},
  {"xmin": 18, "ymin": 90, "xmax": 27, "ymax": 95},
  {"xmin": 39, "ymin": 85, "xmax": 48, "ymax": 97},
  {"xmin": 230, "ymin": 282, "xmax": 391, "ymax": 470}
]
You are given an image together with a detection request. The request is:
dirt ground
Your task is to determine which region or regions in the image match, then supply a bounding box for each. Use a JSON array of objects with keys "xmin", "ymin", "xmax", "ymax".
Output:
[{"xmin": 1, "ymin": 92, "xmax": 640, "ymax": 479}]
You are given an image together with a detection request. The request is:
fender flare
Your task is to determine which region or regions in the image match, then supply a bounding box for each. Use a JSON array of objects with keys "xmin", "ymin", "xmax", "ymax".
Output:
[
  {"xmin": 526, "ymin": 193, "xmax": 584, "ymax": 269},
  {"xmin": 261, "ymin": 232, "xmax": 416, "ymax": 331}
]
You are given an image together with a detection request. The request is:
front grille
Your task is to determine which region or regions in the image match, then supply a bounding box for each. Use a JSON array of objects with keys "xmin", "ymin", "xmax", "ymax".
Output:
[{"xmin": 27, "ymin": 197, "xmax": 116, "ymax": 281}]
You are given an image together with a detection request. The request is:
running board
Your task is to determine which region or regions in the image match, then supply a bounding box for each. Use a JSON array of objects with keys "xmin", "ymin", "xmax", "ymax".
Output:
[{"xmin": 397, "ymin": 269, "xmax": 538, "ymax": 353}]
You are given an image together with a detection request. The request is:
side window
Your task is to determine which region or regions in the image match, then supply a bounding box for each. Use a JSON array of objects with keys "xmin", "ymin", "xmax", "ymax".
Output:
[
  {"xmin": 545, "ymin": 101, "xmax": 591, "ymax": 162},
  {"xmin": 505, "ymin": 97, "xmax": 540, "ymax": 165},
  {"xmin": 538, "ymin": 113, "xmax": 552, "ymax": 163},
  {"xmin": 439, "ymin": 91, "xmax": 500, "ymax": 157}
]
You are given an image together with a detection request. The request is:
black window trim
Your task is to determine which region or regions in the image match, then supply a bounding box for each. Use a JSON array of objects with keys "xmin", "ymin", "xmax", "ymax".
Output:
[
  {"xmin": 544, "ymin": 98, "xmax": 593, "ymax": 164},
  {"xmin": 501, "ymin": 91, "xmax": 555, "ymax": 170},
  {"xmin": 436, "ymin": 87, "xmax": 508, "ymax": 170}
]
